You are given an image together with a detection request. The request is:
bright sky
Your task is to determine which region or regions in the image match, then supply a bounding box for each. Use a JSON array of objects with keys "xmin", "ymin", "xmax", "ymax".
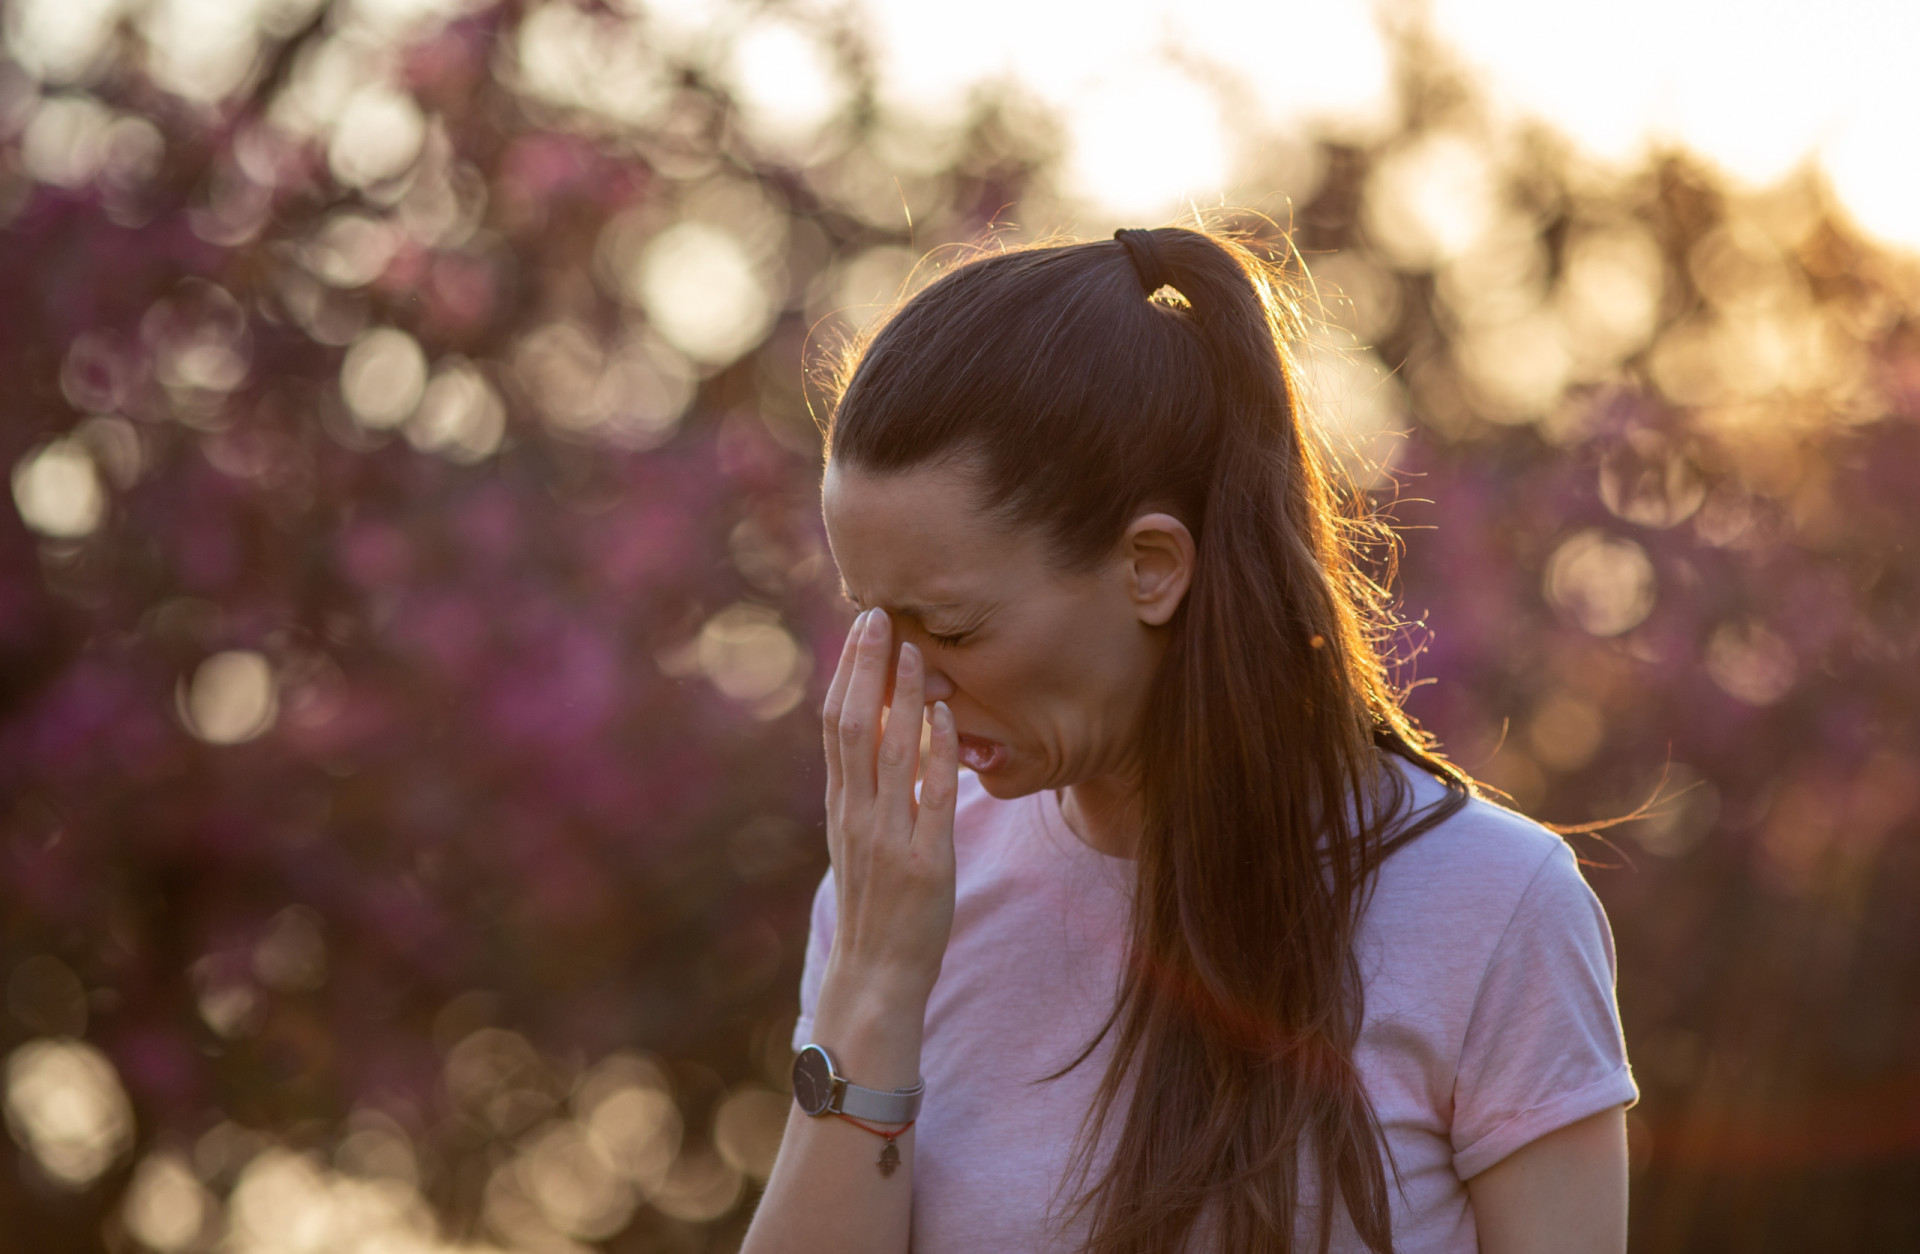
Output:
[
  {"xmin": 6, "ymin": 0, "xmax": 1913, "ymax": 246},
  {"xmin": 857, "ymin": 0, "xmax": 1920, "ymax": 251}
]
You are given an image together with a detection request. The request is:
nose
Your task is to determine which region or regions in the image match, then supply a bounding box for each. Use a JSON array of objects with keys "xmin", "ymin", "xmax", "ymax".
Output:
[{"xmin": 921, "ymin": 663, "xmax": 956, "ymax": 705}]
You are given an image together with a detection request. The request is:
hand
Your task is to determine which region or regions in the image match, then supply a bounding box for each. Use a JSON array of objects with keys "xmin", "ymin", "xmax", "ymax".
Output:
[{"xmin": 820, "ymin": 609, "xmax": 960, "ymax": 1007}]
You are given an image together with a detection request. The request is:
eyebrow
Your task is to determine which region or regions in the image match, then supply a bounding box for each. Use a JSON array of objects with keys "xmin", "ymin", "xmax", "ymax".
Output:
[{"xmin": 839, "ymin": 583, "xmax": 962, "ymax": 618}]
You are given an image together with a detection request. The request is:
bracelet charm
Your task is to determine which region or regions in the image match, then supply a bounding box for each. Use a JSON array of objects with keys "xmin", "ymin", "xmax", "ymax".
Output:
[{"xmin": 833, "ymin": 1112, "xmax": 911, "ymax": 1177}]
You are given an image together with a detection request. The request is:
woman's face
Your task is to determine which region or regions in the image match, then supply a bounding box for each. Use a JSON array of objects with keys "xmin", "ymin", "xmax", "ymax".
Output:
[{"xmin": 821, "ymin": 457, "xmax": 1192, "ymax": 800}]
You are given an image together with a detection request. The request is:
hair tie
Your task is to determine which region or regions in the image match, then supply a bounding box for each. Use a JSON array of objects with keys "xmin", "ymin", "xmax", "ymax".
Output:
[{"xmin": 1114, "ymin": 228, "xmax": 1170, "ymax": 295}]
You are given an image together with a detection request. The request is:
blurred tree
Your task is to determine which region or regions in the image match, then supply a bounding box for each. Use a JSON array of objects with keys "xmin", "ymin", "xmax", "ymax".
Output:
[{"xmin": 0, "ymin": 3, "xmax": 1916, "ymax": 1252}]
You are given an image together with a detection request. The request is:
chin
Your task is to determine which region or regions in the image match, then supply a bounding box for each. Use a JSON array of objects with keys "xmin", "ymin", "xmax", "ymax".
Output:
[{"xmin": 964, "ymin": 762, "xmax": 1043, "ymax": 800}]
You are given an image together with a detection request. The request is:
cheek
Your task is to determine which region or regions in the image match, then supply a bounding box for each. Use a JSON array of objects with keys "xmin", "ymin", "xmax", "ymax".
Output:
[
  {"xmin": 943, "ymin": 588, "xmax": 1148, "ymax": 724},
  {"xmin": 960, "ymin": 632, "xmax": 1128, "ymax": 718}
]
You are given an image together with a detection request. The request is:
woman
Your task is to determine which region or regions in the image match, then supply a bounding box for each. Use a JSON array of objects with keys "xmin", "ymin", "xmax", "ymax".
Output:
[{"xmin": 742, "ymin": 227, "xmax": 1635, "ymax": 1253}]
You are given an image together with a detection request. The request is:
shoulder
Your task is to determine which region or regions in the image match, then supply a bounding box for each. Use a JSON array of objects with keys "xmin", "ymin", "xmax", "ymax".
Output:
[
  {"xmin": 1384, "ymin": 756, "xmax": 1571, "ymax": 883},
  {"xmin": 1368, "ymin": 757, "xmax": 1594, "ymax": 952},
  {"xmin": 1357, "ymin": 760, "xmax": 1628, "ymax": 1098}
]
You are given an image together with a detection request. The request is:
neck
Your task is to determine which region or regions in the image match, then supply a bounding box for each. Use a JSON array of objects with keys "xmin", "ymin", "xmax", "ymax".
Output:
[{"xmin": 1059, "ymin": 776, "xmax": 1144, "ymax": 860}]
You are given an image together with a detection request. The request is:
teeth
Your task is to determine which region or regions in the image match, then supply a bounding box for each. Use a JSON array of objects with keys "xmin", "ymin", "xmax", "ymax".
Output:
[{"xmin": 957, "ymin": 738, "xmax": 998, "ymax": 771}]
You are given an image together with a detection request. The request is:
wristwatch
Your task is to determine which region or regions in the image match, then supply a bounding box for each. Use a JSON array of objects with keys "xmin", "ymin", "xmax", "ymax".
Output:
[{"xmin": 791, "ymin": 1044, "xmax": 924, "ymax": 1123}]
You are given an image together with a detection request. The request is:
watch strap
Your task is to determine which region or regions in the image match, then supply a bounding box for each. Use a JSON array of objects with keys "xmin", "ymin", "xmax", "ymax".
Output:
[{"xmin": 837, "ymin": 1076, "xmax": 924, "ymax": 1124}]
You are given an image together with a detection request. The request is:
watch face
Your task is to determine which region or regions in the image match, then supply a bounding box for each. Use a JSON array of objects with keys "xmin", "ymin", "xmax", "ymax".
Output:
[{"xmin": 791, "ymin": 1045, "xmax": 835, "ymax": 1116}]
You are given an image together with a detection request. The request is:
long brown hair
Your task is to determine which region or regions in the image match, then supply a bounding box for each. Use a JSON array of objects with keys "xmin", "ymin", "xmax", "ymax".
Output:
[{"xmin": 824, "ymin": 226, "xmax": 1472, "ymax": 1254}]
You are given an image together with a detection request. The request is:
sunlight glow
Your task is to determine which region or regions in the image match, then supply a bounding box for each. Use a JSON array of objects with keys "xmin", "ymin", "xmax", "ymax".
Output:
[
  {"xmin": 1169, "ymin": 0, "xmax": 1391, "ymax": 129},
  {"xmin": 849, "ymin": 0, "xmax": 1914, "ymax": 249},
  {"xmin": 1060, "ymin": 64, "xmax": 1230, "ymax": 221},
  {"xmin": 861, "ymin": 0, "xmax": 1390, "ymax": 218},
  {"xmin": 726, "ymin": 16, "xmax": 846, "ymax": 152},
  {"xmin": 1428, "ymin": 0, "xmax": 1920, "ymax": 250},
  {"xmin": 6, "ymin": 0, "xmax": 1912, "ymax": 246},
  {"xmin": 1296, "ymin": 338, "xmax": 1409, "ymax": 490},
  {"xmin": 1822, "ymin": 98, "xmax": 1920, "ymax": 252}
]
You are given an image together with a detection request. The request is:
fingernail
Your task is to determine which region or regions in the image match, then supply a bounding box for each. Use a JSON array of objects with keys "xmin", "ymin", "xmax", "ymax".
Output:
[
  {"xmin": 898, "ymin": 641, "xmax": 919, "ymax": 673},
  {"xmin": 864, "ymin": 610, "xmax": 887, "ymax": 642},
  {"xmin": 933, "ymin": 700, "xmax": 951, "ymax": 730}
]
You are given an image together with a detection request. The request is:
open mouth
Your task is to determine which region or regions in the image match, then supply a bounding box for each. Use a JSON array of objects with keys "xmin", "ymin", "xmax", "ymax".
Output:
[{"xmin": 956, "ymin": 734, "xmax": 1008, "ymax": 773}]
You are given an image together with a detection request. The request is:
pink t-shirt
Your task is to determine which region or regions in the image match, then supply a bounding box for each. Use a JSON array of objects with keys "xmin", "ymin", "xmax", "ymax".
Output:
[{"xmin": 793, "ymin": 756, "xmax": 1637, "ymax": 1251}]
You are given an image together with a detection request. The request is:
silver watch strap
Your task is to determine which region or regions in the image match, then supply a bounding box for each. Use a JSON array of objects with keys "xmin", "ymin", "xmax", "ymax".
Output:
[{"xmin": 838, "ymin": 1077, "xmax": 924, "ymax": 1124}]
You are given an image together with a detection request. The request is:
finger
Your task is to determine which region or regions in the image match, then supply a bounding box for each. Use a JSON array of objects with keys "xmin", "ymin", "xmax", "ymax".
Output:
[
  {"xmin": 836, "ymin": 606, "xmax": 892, "ymax": 806},
  {"xmin": 913, "ymin": 700, "xmax": 960, "ymax": 853},
  {"xmin": 821, "ymin": 612, "xmax": 864, "ymax": 802},
  {"xmin": 875, "ymin": 641, "xmax": 925, "ymax": 832}
]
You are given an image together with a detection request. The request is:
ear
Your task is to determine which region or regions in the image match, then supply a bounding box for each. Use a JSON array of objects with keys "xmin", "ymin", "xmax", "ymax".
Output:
[{"xmin": 1121, "ymin": 512, "xmax": 1196, "ymax": 627}]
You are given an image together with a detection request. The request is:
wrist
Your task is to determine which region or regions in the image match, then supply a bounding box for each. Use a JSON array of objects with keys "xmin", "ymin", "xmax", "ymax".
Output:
[
  {"xmin": 808, "ymin": 967, "xmax": 928, "ymax": 1093},
  {"xmin": 820, "ymin": 951, "xmax": 939, "ymax": 1016},
  {"xmin": 792, "ymin": 1044, "xmax": 924, "ymax": 1124}
]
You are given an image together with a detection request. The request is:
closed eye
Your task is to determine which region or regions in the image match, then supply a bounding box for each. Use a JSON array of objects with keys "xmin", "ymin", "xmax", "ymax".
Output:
[{"xmin": 926, "ymin": 630, "xmax": 971, "ymax": 648}]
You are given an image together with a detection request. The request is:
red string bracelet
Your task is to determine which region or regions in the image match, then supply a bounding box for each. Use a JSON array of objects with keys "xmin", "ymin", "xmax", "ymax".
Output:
[{"xmin": 833, "ymin": 1112, "xmax": 915, "ymax": 1177}]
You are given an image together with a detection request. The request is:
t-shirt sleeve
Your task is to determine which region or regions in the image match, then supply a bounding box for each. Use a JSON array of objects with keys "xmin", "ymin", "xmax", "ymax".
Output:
[
  {"xmin": 1450, "ymin": 840, "xmax": 1638, "ymax": 1179},
  {"xmin": 791, "ymin": 868, "xmax": 837, "ymax": 1051}
]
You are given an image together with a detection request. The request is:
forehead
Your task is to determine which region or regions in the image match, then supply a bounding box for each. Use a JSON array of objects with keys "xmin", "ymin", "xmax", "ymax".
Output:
[{"xmin": 821, "ymin": 460, "xmax": 1040, "ymax": 610}]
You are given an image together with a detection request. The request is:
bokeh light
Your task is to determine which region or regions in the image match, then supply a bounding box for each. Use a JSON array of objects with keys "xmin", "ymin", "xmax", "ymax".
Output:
[
  {"xmin": 636, "ymin": 222, "xmax": 778, "ymax": 367},
  {"xmin": 327, "ymin": 86, "xmax": 427, "ymax": 189},
  {"xmin": 1543, "ymin": 530, "xmax": 1658, "ymax": 638},
  {"xmin": 1526, "ymin": 693, "xmax": 1606, "ymax": 774},
  {"xmin": 697, "ymin": 604, "xmax": 810, "ymax": 719},
  {"xmin": 4, "ymin": 0, "xmax": 124, "ymax": 83},
  {"xmin": 406, "ymin": 360, "xmax": 507, "ymax": 462},
  {"xmin": 179, "ymin": 650, "xmax": 280, "ymax": 745},
  {"xmin": 123, "ymin": 1152, "xmax": 218, "ymax": 1253},
  {"xmin": 1363, "ymin": 132, "xmax": 1499, "ymax": 270},
  {"xmin": 11, "ymin": 438, "xmax": 105, "ymax": 538},
  {"xmin": 1705, "ymin": 622, "xmax": 1798, "ymax": 707},
  {"xmin": 341, "ymin": 327, "xmax": 429, "ymax": 430},
  {"xmin": 4, "ymin": 1039, "xmax": 134, "ymax": 1188},
  {"xmin": 712, "ymin": 1087, "xmax": 787, "ymax": 1181}
]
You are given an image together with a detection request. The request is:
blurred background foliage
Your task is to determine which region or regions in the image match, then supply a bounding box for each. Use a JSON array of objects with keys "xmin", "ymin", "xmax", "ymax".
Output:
[{"xmin": 1, "ymin": 1, "xmax": 1917, "ymax": 1251}]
